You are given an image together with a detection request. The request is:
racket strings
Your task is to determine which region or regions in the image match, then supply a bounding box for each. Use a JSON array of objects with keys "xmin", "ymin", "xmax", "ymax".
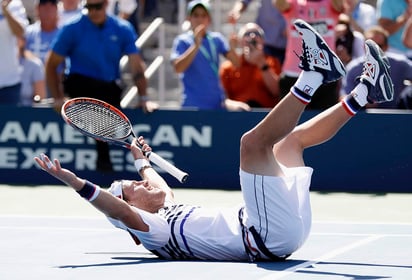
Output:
[{"xmin": 65, "ymin": 102, "xmax": 130, "ymax": 139}]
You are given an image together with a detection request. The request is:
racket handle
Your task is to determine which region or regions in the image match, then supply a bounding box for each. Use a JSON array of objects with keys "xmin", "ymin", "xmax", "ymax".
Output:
[{"xmin": 147, "ymin": 152, "xmax": 189, "ymax": 183}]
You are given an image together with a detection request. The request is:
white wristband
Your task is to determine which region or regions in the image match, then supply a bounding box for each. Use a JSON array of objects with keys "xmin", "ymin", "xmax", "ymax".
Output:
[{"xmin": 134, "ymin": 159, "xmax": 152, "ymax": 174}]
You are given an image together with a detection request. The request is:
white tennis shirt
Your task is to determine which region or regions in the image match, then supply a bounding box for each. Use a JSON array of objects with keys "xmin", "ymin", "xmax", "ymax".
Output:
[{"xmin": 108, "ymin": 204, "xmax": 249, "ymax": 260}]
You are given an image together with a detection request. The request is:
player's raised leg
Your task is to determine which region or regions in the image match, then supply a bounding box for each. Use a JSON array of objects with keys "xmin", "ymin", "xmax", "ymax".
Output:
[
  {"xmin": 240, "ymin": 19, "xmax": 345, "ymax": 176},
  {"xmin": 274, "ymin": 39, "xmax": 394, "ymax": 167}
]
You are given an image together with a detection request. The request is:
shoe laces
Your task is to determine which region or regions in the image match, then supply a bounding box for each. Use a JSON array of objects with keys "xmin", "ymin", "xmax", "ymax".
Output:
[{"xmin": 296, "ymin": 41, "xmax": 311, "ymax": 69}]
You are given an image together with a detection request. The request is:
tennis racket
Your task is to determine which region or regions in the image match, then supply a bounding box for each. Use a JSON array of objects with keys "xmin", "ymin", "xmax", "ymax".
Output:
[{"xmin": 61, "ymin": 97, "xmax": 188, "ymax": 183}]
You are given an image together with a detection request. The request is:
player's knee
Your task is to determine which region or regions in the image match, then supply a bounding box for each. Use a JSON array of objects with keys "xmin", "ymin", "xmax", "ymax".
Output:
[{"xmin": 240, "ymin": 130, "xmax": 265, "ymax": 155}]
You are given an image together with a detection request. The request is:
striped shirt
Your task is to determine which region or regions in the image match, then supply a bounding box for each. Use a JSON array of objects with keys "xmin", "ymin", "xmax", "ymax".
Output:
[{"xmin": 108, "ymin": 204, "xmax": 249, "ymax": 260}]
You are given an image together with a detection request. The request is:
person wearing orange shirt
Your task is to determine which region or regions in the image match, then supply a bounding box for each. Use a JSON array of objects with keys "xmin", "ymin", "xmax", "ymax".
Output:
[{"xmin": 220, "ymin": 23, "xmax": 281, "ymax": 108}]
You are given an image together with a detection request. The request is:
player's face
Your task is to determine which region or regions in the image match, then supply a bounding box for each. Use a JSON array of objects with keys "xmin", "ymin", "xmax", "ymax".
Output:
[
  {"xmin": 189, "ymin": 6, "xmax": 210, "ymax": 29},
  {"xmin": 122, "ymin": 180, "xmax": 166, "ymax": 213}
]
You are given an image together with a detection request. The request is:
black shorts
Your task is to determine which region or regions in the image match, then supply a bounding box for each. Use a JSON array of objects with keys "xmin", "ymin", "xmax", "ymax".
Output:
[{"xmin": 63, "ymin": 73, "xmax": 123, "ymax": 107}]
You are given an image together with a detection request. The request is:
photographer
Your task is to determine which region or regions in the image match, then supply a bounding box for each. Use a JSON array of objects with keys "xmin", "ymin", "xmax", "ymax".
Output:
[{"xmin": 220, "ymin": 23, "xmax": 281, "ymax": 108}]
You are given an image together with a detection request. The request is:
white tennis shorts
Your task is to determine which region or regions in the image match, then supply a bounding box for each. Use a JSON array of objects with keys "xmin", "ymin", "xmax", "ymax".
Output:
[{"xmin": 239, "ymin": 165, "xmax": 314, "ymax": 257}]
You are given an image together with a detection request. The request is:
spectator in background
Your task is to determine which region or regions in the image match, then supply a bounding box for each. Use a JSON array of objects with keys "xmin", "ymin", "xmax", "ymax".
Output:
[
  {"xmin": 335, "ymin": 13, "xmax": 365, "ymax": 66},
  {"xmin": 342, "ymin": 0, "xmax": 377, "ymax": 34},
  {"xmin": 273, "ymin": 0, "xmax": 344, "ymax": 110},
  {"xmin": 228, "ymin": 0, "xmax": 287, "ymax": 66},
  {"xmin": 106, "ymin": 0, "xmax": 139, "ymax": 34},
  {"xmin": 376, "ymin": 0, "xmax": 412, "ymax": 59},
  {"xmin": 402, "ymin": 14, "xmax": 412, "ymax": 49},
  {"xmin": 18, "ymin": 36, "xmax": 46, "ymax": 106},
  {"xmin": 397, "ymin": 80, "xmax": 412, "ymax": 109},
  {"xmin": 220, "ymin": 22, "xmax": 281, "ymax": 108},
  {"xmin": 171, "ymin": 0, "xmax": 250, "ymax": 111},
  {"xmin": 58, "ymin": 0, "xmax": 82, "ymax": 26},
  {"xmin": 341, "ymin": 25, "xmax": 412, "ymax": 109},
  {"xmin": 21, "ymin": 0, "xmax": 36, "ymax": 23},
  {"xmin": 25, "ymin": 0, "xmax": 60, "ymax": 64},
  {"xmin": 45, "ymin": 0, "xmax": 153, "ymax": 172},
  {"xmin": 0, "ymin": 0, "xmax": 28, "ymax": 105}
]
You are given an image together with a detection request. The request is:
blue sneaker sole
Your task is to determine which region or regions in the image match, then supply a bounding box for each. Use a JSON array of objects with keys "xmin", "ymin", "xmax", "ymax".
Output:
[{"xmin": 364, "ymin": 39, "xmax": 394, "ymax": 103}]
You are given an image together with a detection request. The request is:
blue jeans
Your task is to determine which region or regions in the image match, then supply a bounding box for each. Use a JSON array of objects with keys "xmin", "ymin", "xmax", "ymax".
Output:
[{"xmin": 0, "ymin": 83, "xmax": 21, "ymax": 105}]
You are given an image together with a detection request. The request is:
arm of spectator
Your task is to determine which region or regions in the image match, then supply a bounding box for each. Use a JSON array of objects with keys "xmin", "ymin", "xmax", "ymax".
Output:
[
  {"xmin": 244, "ymin": 37, "xmax": 280, "ymax": 97},
  {"xmin": 33, "ymin": 79, "xmax": 47, "ymax": 104},
  {"xmin": 331, "ymin": 0, "xmax": 344, "ymax": 13},
  {"xmin": 45, "ymin": 51, "xmax": 66, "ymax": 112},
  {"xmin": 272, "ymin": 0, "xmax": 289, "ymax": 12},
  {"xmin": 224, "ymin": 99, "xmax": 251, "ymax": 111},
  {"xmin": 225, "ymin": 32, "xmax": 240, "ymax": 68},
  {"xmin": 117, "ymin": 0, "xmax": 137, "ymax": 19},
  {"xmin": 227, "ymin": 1, "xmax": 248, "ymax": 24},
  {"xmin": 260, "ymin": 60, "xmax": 280, "ymax": 98},
  {"xmin": 172, "ymin": 24, "xmax": 206, "ymax": 73},
  {"xmin": 342, "ymin": 0, "xmax": 364, "ymax": 33},
  {"xmin": 402, "ymin": 16, "xmax": 412, "ymax": 49},
  {"xmin": 129, "ymin": 53, "xmax": 158, "ymax": 113},
  {"xmin": 1, "ymin": 0, "xmax": 25, "ymax": 38},
  {"xmin": 378, "ymin": 3, "xmax": 412, "ymax": 35}
]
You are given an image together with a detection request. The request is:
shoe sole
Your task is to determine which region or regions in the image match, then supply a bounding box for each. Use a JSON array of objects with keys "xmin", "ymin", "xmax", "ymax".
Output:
[{"xmin": 364, "ymin": 39, "xmax": 394, "ymax": 102}]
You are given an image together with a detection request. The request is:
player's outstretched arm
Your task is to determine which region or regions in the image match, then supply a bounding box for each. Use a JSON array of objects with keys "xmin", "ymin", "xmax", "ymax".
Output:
[
  {"xmin": 34, "ymin": 154, "xmax": 150, "ymax": 232},
  {"xmin": 131, "ymin": 137, "xmax": 175, "ymax": 203}
]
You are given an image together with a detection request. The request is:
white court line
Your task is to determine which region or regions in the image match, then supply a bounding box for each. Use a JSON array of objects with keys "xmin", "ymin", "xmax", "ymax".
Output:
[
  {"xmin": 2, "ymin": 215, "xmax": 411, "ymax": 225},
  {"xmin": 312, "ymin": 232, "xmax": 412, "ymax": 237},
  {"xmin": 1, "ymin": 215, "xmax": 412, "ymax": 225},
  {"xmin": 315, "ymin": 220, "xmax": 412, "ymax": 226},
  {"xmin": 0, "ymin": 225, "xmax": 117, "ymax": 232},
  {"xmin": 259, "ymin": 234, "xmax": 384, "ymax": 280}
]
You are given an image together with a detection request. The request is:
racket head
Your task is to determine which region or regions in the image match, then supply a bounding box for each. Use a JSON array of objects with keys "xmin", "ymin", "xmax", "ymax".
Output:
[{"xmin": 61, "ymin": 97, "xmax": 135, "ymax": 147}]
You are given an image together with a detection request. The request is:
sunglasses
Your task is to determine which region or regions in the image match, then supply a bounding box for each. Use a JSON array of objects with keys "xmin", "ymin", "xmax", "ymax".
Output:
[{"xmin": 84, "ymin": 1, "xmax": 105, "ymax": 10}]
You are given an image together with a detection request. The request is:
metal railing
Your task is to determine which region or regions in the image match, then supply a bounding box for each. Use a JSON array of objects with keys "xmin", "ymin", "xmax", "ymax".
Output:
[{"xmin": 120, "ymin": 17, "xmax": 166, "ymax": 108}]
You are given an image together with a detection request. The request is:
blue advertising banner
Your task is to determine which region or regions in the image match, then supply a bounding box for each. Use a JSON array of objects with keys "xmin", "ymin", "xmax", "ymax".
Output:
[{"xmin": 0, "ymin": 106, "xmax": 411, "ymax": 192}]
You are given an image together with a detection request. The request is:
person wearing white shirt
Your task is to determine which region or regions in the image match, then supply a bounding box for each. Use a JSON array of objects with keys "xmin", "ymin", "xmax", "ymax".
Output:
[
  {"xmin": 58, "ymin": 0, "xmax": 82, "ymax": 26},
  {"xmin": 0, "ymin": 0, "xmax": 28, "ymax": 104}
]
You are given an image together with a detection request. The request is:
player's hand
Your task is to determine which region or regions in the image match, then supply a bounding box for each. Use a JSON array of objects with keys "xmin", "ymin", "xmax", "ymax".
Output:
[
  {"xmin": 131, "ymin": 137, "xmax": 152, "ymax": 160},
  {"xmin": 34, "ymin": 153, "xmax": 78, "ymax": 186}
]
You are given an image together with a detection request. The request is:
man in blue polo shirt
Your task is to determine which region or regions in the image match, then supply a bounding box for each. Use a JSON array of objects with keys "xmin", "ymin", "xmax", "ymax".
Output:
[{"xmin": 45, "ymin": 0, "xmax": 151, "ymax": 172}]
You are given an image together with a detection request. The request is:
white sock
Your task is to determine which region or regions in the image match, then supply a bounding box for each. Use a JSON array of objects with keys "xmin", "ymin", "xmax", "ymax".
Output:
[
  {"xmin": 294, "ymin": 71, "xmax": 323, "ymax": 96},
  {"xmin": 352, "ymin": 83, "xmax": 369, "ymax": 107}
]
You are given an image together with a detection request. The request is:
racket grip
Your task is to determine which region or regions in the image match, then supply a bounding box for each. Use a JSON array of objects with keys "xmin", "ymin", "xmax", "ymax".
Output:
[{"xmin": 147, "ymin": 152, "xmax": 189, "ymax": 183}]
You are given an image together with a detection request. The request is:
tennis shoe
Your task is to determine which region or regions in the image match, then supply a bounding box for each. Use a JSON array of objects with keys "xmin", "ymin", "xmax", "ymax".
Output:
[
  {"xmin": 293, "ymin": 19, "xmax": 346, "ymax": 83},
  {"xmin": 360, "ymin": 39, "xmax": 394, "ymax": 104}
]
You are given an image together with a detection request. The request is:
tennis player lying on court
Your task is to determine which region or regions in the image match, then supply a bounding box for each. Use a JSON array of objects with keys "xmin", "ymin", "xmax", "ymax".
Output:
[{"xmin": 34, "ymin": 19, "xmax": 394, "ymax": 262}]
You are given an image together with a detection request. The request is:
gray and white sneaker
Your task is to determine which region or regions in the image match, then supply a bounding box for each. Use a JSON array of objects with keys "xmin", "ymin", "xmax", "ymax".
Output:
[
  {"xmin": 360, "ymin": 39, "xmax": 394, "ymax": 103},
  {"xmin": 293, "ymin": 19, "xmax": 346, "ymax": 83}
]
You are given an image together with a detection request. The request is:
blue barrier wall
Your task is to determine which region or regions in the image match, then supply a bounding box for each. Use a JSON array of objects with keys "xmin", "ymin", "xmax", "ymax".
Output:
[{"xmin": 0, "ymin": 106, "xmax": 411, "ymax": 192}]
